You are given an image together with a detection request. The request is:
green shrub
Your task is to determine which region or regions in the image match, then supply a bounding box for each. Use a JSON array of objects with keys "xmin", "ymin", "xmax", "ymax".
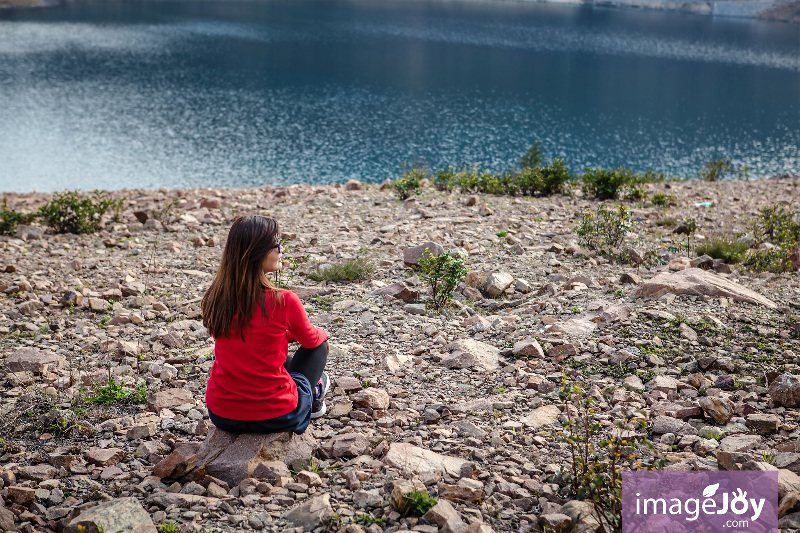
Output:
[
  {"xmin": 433, "ymin": 166, "xmax": 456, "ymax": 191},
  {"xmin": 308, "ymin": 258, "xmax": 375, "ymax": 283},
  {"xmin": 698, "ymin": 158, "xmax": 733, "ymax": 181},
  {"xmin": 416, "ymin": 249, "xmax": 467, "ymax": 311},
  {"xmin": 38, "ymin": 190, "xmax": 121, "ymax": 234},
  {"xmin": 651, "ymin": 191, "xmax": 676, "ymax": 207},
  {"xmin": 744, "ymin": 203, "xmax": 800, "ymax": 273},
  {"xmin": 399, "ymin": 489, "xmax": 437, "ymax": 517},
  {"xmin": 394, "ymin": 163, "xmax": 427, "ymax": 200},
  {"xmin": 558, "ymin": 383, "xmax": 664, "ymax": 533},
  {"xmin": 696, "ymin": 235, "xmax": 750, "ymax": 264},
  {"xmin": 581, "ymin": 167, "xmax": 639, "ymax": 201},
  {"xmin": 575, "ymin": 204, "xmax": 634, "ymax": 250},
  {"xmin": 520, "ymin": 142, "xmax": 543, "ymax": 170},
  {"xmin": 537, "ymin": 158, "xmax": 572, "ymax": 195},
  {"xmin": 742, "ymin": 247, "xmax": 795, "ymax": 274},
  {"xmin": 89, "ymin": 378, "xmax": 147, "ymax": 405},
  {"xmin": 0, "ymin": 199, "xmax": 36, "ymax": 236}
]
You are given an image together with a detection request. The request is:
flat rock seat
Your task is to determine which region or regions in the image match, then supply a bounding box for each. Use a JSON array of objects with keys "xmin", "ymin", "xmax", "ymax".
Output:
[{"xmin": 152, "ymin": 427, "xmax": 317, "ymax": 487}]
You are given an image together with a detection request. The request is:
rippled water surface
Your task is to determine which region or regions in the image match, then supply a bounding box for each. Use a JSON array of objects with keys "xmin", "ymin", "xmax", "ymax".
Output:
[{"xmin": 1, "ymin": 0, "xmax": 799, "ymax": 191}]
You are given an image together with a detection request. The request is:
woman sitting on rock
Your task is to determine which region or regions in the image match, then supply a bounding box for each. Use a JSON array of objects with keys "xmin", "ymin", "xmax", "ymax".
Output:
[{"xmin": 201, "ymin": 215, "xmax": 329, "ymax": 434}]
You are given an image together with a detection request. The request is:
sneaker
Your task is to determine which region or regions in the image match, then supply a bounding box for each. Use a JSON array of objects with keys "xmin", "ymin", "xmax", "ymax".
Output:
[{"xmin": 310, "ymin": 371, "xmax": 330, "ymax": 420}]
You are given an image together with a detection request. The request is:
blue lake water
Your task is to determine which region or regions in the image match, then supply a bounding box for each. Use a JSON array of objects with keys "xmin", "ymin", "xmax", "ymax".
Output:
[{"xmin": 1, "ymin": 0, "xmax": 799, "ymax": 192}]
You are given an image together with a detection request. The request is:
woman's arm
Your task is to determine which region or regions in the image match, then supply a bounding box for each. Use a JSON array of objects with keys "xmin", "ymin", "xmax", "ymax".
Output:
[{"xmin": 285, "ymin": 291, "xmax": 328, "ymax": 348}]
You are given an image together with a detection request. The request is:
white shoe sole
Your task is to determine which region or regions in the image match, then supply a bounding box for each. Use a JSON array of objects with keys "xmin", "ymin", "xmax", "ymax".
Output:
[{"xmin": 310, "ymin": 401, "xmax": 327, "ymax": 420}]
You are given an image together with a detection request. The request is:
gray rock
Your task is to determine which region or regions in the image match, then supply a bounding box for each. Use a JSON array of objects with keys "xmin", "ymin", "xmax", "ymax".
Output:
[
  {"xmin": 195, "ymin": 426, "xmax": 317, "ymax": 487},
  {"xmin": 485, "ymin": 272, "xmax": 514, "ymax": 297},
  {"xmin": 403, "ymin": 242, "xmax": 444, "ymax": 266},
  {"xmin": 512, "ymin": 338, "xmax": 544, "ymax": 358},
  {"xmin": 443, "ymin": 339, "xmax": 499, "ymax": 371},
  {"xmin": 384, "ymin": 442, "xmax": 469, "ymax": 478},
  {"xmin": 320, "ymin": 432, "xmax": 369, "ymax": 459},
  {"xmin": 6, "ymin": 348, "xmax": 65, "ymax": 374},
  {"xmin": 633, "ymin": 268, "xmax": 777, "ymax": 308},
  {"xmin": 719, "ymin": 434, "xmax": 762, "ymax": 453},
  {"xmin": 370, "ymin": 282, "xmax": 419, "ymax": 302},
  {"xmin": 64, "ymin": 497, "xmax": 156, "ymax": 533},
  {"xmin": 283, "ymin": 493, "xmax": 334, "ymax": 530}
]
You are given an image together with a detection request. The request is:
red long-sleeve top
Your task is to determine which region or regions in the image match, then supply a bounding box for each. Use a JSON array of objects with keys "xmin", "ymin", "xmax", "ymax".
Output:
[{"xmin": 205, "ymin": 290, "xmax": 328, "ymax": 421}]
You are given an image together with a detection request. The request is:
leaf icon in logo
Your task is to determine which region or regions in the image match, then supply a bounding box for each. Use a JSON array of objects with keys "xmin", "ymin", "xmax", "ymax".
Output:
[{"xmin": 703, "ymin": 483, "xmax": 720, "ymax": 498}]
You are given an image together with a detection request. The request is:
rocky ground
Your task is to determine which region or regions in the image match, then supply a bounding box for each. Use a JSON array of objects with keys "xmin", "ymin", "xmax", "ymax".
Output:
[{"xmin": 1, "ymin": 176, "xmax": 800, "ymax": 533}]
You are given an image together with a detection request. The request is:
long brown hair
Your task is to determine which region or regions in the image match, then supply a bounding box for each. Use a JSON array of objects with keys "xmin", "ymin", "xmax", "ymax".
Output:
[{"xmin": 202, "ymin": 215, "xmax": 282, "ymax": 340}]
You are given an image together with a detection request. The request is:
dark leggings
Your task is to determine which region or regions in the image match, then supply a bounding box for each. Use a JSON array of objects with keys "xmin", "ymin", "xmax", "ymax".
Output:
[{"xmin": 284, "ymin": 341, "xmax": 328, "ymax": 397}]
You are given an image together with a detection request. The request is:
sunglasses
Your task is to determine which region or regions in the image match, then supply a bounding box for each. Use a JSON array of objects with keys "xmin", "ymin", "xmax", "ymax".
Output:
[{"xmin": 271, "ymin": 236, "xmax": 282, "ymax": 253}]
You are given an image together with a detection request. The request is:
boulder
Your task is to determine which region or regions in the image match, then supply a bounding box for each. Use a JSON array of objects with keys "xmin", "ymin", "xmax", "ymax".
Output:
[
  {"xmin": 746, "ymin": 413, "xmax": 781, "ymax": 434},
  {"xmin": 370, "ymin": 282, "xmax": 419, "ymax": 302},
  {"xmin": 344, "ymin": 179, "xmax": 362, "ymax": 191},
  {"xmin": 146, "ymin": 388, "xmax": 194, "ymax": 412},
  {"xmin": 512, "ymin": 338, "xmax": 544, "ymax": 358},
  {"xmin": 6, "ymin": 348, "xmax": 65, "ymax": 374},
  {"xmin": 384, "ymin": 442, "xmax": 469, "ymax": 478},
  {"xmin": 63, "ymin": 497, "xmax": 156, "ymax": 533},
  {"xmin": 769, "ymin": 374, "xmax": 800, "ymax": 407},
  {"xmin": 633, "ymin": 268, "xmax": 777, "ymax": 308},
  {"xmin": 719, "ymin": 434, "xmax": 762, "ymax": 453},
  {"xmin": 151, "ymin": 443, "xmax": 200, "ymax": 479},
  {"xmin": 403, "ymin": 242, "xmax": 444, "ymax": 266},
  {"xmin": 484, "ymin": 272, "xmax": 514, "ymax": 297},
  {"xmin": 86, "ymin": 447, "xmax": 125, "ymax": 467},
  {"xmin": 521, "ymin": 405, "xmax": 561, "ymax": 429},
  {"xmin": 194, "ymin": 426, "xmax": 317, "ymax": 487},
  {"xmin": 320, "ymin": 432, "xmax": 369, "ymax": 459},
  {"xmin": 442, "ymin": 339, "xmax": 499, "ymax": 371},
  {"xmin": 699, "ymin": 397, "xmax": 733, "ymax": 424},
  {"xmin": 351, "ymin": 388, "xmax": 390, "ymax": 409},
  {"xmin": 423, "ymin": 499, "xmax": 467, "ymax": 533},
  {"xmin": 283, "ymin": 493, "xmax": 334, "ymax": 530}
]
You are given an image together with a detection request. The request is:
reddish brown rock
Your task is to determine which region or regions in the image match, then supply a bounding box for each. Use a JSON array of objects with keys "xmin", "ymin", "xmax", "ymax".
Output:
[
  {"xmin": 146, "ymin": 388, "xmax": 194, "ymax": 412},
  {"xmin": 86, "ymin": 447, "xmax": 125, "ymax": 467},
  {"xmin": 152, "ymin": 443, "xmax": 200, "ymax": 479},
  {"xmin": 6, "ymin": 348, "xmax": 65, "ymax": 374}
]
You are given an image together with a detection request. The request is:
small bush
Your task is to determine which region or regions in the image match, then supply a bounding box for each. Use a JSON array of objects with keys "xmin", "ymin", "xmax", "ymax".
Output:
[
  {"xmin": 744, "ymin": 203, "xmax": 800, "ymax": 273},
  {"xmin": 0, "ymin": 199, "xmax": 36, "ymax": 236},
  {"xmin": 394, "ymin": 163, "xmax": 427, "ymax": 200},
  {"xmin": 308, "ymin": 258, "xmax": 375, "ymax": 283},
  {"xmin": 88, "ymin": 378, "xmax": 147, "ymax": 405},
  {"xmin": 742, "ymin": 247, "xmax": 795, "ymax": 274},
  {"xmin": 38, "ymin": 190, "xmax": 121, "ymax": 234},
  {"xmin": 575, "ymin": 204, "xmax": 634, "ymax": 251},
  {"xmin": 696, "ymin": 235, "xmax": 750, "ymax": 264},
  {"xmin": 650, "ymin": 191, "xmax": 676, "ymax": 207},
  {"xmin": 400, "ymin": 489, "xmax": 437, "ymax": 517},
  {"xmin": 558, "ymin": 383, "xmax": 664, "ymax": 533},
  {"xmin": 698, "ymin": 158, "xmax": 733, "ymax": 181},
  {"xmin": 416, "ymin": 249, "xmax": 467, "ymax": 311},
  {"xmin": 433, "ymin": 166, "xmax": 456, "ymax": 191},
  {"xmin": 520, "ymin": 142, "xmax": 543, "ymax": 170},
  {"xmin": 581, "ymin": 167, "xmax": 638, "ymax": 201}
]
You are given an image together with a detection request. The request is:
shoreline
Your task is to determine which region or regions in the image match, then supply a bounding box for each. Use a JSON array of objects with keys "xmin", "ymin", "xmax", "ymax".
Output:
[{"xmin": 1, "ymin": 0, "xmax": 798, "ymax": 24}]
